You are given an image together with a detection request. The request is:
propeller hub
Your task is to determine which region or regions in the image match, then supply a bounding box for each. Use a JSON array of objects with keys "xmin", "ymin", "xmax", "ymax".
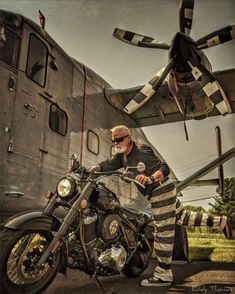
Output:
[{"xmin": 169, "ymin": 32, "xmax": 196, "ymax": 72}]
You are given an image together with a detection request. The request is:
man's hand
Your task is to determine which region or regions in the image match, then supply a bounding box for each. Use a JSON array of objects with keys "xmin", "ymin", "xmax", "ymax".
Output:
[
  {"xmin": 135, "ymin": 170, "xmax": 164, "ymax": 186},
  {"xmin": 153, "ymin": 170, "xmax": 164, "ymax": 182},
  {"xmin": 89, "ymin": 165, "xmax": 100, "ymax": 173},
  {"xmin": 135, "ymin": 175, "xmax": 153, "ymax": 185}
]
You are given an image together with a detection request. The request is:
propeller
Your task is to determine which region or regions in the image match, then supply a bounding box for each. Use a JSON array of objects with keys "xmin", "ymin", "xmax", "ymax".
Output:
[
  {"xmin": 196, "ymin": 25, "xmax": 235, "ymax": 49},
  {"xmin": 179, "ymin": 0, "xmax": 194, "ymax": 35},
  {"xmin": 112, "ymin": 0, "xmax": 194, "ymax": 115},
  {"xmin": 187, "ymin": 58, "xmax": 231, "ymax": 115},
  {"xmin": 112, "ymin": 0, "xmax": 234, "ymax": 117},
  {"xmin": 124, "ymin": 58, "xmax": 175, "ymax": 114},
  {"xmin": 113, "ymin": 28, "xmax": 170, "ymax": 49}
]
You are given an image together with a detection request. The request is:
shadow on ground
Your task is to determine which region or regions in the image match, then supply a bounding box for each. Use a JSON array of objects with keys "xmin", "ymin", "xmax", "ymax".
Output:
[{"xmin": 45, "ymin": 260, "xmax": 235, "ymax": 294}]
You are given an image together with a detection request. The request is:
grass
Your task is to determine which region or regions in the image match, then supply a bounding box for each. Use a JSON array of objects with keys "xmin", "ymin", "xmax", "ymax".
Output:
[{"xmin": 187, "ymin": 229, "xmax": 235, "ymax": 262}]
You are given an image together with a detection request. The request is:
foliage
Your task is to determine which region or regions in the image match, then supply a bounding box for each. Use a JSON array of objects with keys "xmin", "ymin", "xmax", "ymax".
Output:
[
  {"xmin": 209, "ymin": 178, "xmax": 235, "ymax": 226},
  {"xmin": 183, "ymin": 205, "xmax": 207, "ymax": 214},
  {"xmin": 188, "ymin": 235, "xmax": 235, "ymax": 262}
]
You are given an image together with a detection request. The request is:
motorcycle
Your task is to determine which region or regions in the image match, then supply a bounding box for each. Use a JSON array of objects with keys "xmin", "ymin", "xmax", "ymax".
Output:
[{"xmin": 0, "ymin": 155, "xmax": 154, "ymax": 293}]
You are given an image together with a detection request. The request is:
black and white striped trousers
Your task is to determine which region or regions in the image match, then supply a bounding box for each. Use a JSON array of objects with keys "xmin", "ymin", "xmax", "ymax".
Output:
[{"xmin": 148, "ymin": 179, "xmax": 227, "ymax": 282}]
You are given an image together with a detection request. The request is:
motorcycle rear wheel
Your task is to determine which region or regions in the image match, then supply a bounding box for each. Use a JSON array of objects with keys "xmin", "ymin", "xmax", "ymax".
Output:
[
  {"xmin": 0, "ymin": 229, "xmax": 61, "ymax": 294},
  {"xmin": 123, "ymin": 250, "xmax": 150, "ymax": 278}
]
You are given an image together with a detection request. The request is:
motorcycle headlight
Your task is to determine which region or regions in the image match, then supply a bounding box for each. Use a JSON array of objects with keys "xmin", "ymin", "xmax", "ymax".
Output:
[{"xmin": 56, "ymin": 177, "xmax": 76, "ymax": 198}]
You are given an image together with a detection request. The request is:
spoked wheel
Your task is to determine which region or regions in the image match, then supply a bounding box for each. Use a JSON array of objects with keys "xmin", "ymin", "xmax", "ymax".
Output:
[{"xmin": 0, "ymin": 229, "xmax": 61, "ymax": 294}]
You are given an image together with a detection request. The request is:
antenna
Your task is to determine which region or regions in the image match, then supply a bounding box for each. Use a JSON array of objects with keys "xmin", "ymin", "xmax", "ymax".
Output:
[{"xmin": 38, "ymin": 10, "xmax": 45, "ymax": 29}]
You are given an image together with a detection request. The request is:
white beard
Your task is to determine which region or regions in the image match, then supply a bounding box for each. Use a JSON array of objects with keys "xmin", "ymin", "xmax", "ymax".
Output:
[{"xmin": 115, "ymin": 145, "xmax": 127, "ymax": 154}]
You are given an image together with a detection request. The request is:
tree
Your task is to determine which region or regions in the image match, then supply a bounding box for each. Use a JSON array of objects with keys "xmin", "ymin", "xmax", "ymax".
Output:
[{"xmin": 209, "ymin": 178, "xmax": 235, "ymax": 226}]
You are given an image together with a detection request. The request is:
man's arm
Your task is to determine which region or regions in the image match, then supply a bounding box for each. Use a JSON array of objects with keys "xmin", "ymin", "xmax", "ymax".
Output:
[
  {"xmin": 136, "ymin": 144, "xmax": 170, "ymax": 185},
  {"xmin": 98, "ymin": 153, "xmax": 124, "ymax": 172}
]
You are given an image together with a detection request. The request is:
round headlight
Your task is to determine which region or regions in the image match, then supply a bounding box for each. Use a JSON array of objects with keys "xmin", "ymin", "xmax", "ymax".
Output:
[{"xmin": 56, "ymin": 177, "xmax": 76, "ymax": 198}]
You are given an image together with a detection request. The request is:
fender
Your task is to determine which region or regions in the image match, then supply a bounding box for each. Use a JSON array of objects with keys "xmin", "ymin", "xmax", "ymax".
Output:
[
  {"xmin": 0, "ymin": 210, "xmax": 61, "ymax": 231},
  {"xmin": 1, "ymin": 210, "xmax": 68, "ymax": 275}
]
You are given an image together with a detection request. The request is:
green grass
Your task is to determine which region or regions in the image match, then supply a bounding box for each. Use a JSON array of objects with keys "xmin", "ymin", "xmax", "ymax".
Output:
[{"xmin": 187, "ymin": 230, "xmax": 235, "ymax": 262}]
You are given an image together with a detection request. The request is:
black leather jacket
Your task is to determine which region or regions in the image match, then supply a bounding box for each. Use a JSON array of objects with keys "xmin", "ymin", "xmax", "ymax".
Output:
[{"xmin": 99, "ymin": 142, "xmax": 170, "ymax": 195}]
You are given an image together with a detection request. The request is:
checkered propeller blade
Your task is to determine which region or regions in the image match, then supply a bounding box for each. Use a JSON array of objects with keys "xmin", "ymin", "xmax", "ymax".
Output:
[
  {"xmin": 196, "ymin": 25, "xmax": 235, "ymax": 49},
  {"xmin": 113, "ymin": 28, "xmax": 170, "ymax": 49},
  {"xmin": 124, "ymin": 58, "xmax": 175, "ymax": 115},
  {"xmin": 179, "ymin": 0, "xmax": 194, "ymax": 35},
  {"xmin": 187, "ymin": 58, "xmax": 232, "ymax": 115}
]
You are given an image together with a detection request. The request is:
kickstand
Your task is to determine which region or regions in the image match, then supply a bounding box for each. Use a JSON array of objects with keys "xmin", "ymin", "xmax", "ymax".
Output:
[
  {"xmin": 90, "ymin": 273, "xmax": 117, "ymax": 294},
  {"xmin": 91, "ymin": 274, "xmax": 107, "ymax": 293},
  {"xmin": 90, "ymin": 276, "xmax": 117, "ymax": 294}
]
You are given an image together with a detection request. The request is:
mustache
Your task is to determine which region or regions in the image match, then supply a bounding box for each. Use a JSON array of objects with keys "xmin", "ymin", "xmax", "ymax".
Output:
[{"xmin": 115, "ymin": 145, "xmax": 127, "ymax": 154}]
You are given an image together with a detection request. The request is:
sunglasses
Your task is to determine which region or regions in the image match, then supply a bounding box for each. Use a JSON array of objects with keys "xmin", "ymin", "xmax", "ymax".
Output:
[{"xmin": 111, "ymin": 135, "xmax": 129, "ymax": 144}]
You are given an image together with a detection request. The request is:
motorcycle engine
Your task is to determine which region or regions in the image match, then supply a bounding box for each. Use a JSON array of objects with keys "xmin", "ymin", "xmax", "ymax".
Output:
[
  {"xmin": 66, "ymin": 184, "xmax": 128, "ymax": 275},
  {"xmin": 98, "ymin": 214, "xmax": 120, "ymax": 241},
  {"xmin": 98, "ymin": 245, "xmax": 127, "ymax": 272},
  {"xmin": 67, "ymin": 239, "xmax": 86, "ymax": 269}
]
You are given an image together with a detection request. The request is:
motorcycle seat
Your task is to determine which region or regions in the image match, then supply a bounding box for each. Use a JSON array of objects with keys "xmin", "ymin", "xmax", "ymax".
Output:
[{"xmin": 121, "ymin": 207, "xmax": 151, "ymax": 221}]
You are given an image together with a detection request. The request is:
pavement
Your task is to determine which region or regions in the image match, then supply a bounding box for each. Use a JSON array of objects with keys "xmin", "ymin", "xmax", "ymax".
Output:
[{"xmin": 45, "ymin": 259, "xmax": 235, "ymax": 294}]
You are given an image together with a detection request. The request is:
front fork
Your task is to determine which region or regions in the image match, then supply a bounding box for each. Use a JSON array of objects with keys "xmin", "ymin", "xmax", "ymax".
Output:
[{"xmin": 37, "ymin": 180, "xmax": 94, "ymax": 267}]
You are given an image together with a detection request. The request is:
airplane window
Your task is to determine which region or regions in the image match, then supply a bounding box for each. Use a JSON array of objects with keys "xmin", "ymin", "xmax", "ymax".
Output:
[
  {"xmin": 0, "ymin": 10, "xmax": 23, "ymax": 34},
  {"xmin": 87, "ymin": 130, "xmax": 99, "ymax": 155},
  {"xmin": 0, "ymin": 25, "xmax": 20, "ymax": 68},
  {"xmin": 49, "ymin": 104, "xmax": 68, "ymax": 136},
  {"xmin": 26, "ymin": 34, "xmax": 48, "ymax": 87}
]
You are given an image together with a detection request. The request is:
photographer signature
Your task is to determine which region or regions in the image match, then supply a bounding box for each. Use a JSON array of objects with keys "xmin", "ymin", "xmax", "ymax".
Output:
[{"xmin": 192, "ymin": 284, "xmax": 232, "ymax": 293}]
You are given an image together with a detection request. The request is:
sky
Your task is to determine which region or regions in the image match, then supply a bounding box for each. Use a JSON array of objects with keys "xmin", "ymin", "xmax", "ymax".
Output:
[{"xmin": 0, "ymin": 0, "xmax": 234, "ymax": 208}]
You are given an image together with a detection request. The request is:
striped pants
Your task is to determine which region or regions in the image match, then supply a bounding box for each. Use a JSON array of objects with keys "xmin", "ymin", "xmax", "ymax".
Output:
[{"xmin": 148, "ymin": 179, "xmax": 228, "ymax": 282}]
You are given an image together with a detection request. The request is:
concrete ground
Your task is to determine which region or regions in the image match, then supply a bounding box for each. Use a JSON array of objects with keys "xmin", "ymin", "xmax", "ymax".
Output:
[{"xmin": 45, "ymin": 259, "xmax": 235, "ymax": 294}]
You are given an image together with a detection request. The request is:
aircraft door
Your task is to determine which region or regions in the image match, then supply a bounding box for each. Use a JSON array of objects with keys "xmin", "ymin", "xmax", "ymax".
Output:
[
  {"xmin": 0, "ymin": 29, "xmax": 20, "ymax": 221},
  {"xmin": 39, "ymin": 47, "xmax": 72, "ymax": 193},
  {"xmin": 5, "ymin": 28, "xmax": 51, "ymax": 215}
]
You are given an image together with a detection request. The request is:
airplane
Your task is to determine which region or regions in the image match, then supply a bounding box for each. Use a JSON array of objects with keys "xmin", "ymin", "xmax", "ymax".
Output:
[
  {"xmin": 0, "ymin": 6, "xmax": 191, "ymax": 261},
  {"xmin": 0, "ymin": 2, "xmax": 234, "ymax": 261},
  {"xmin": 106, "ymin": 0, "xmax": 235, "ymax": 140}
]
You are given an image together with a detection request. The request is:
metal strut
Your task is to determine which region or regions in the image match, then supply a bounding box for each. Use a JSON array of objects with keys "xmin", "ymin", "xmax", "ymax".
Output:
[{"xmin": 176, "ymin": 147, "xmax": 235, "ymax": 193}]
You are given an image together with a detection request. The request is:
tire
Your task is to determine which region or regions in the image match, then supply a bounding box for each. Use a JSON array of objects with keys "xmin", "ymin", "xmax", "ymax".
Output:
[
  {"xmin": 0, "ymin": 229, "xmax": 61, "ymax": 294},
  {"xmin": 123, "ymin": 250, "xmax": 151, "ymax": 278}
]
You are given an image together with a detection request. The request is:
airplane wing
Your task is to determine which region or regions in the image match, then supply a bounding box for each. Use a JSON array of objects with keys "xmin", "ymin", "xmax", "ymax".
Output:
[{"xmin": 104, "ymin": 68, "xmax": 235, "ymax": 127}]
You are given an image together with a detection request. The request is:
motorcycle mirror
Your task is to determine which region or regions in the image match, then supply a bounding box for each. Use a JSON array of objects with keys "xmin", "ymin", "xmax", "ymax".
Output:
[
  {"xmin": 125, "ymin": 162, "xmax": 146, "ymax": 173},
  {"xmin": 69, "ymin": 154, "xmax": 80, "ymax": 171},
  {"xmin": 137, "ymin": 162, "xmax": 146, "ymax": 173},
  {"xmin": 69, "ymin": 153, "xmax": 77, "ymax": 160}
]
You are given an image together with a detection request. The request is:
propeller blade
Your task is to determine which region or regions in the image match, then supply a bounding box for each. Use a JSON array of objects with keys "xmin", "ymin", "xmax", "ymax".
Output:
[
  {"xmin": 179, "ymin": 0, "xmax": 194, "ymax": 35},
  {"xmin": 124, "ymin": 58, "xmax": 175, "ymax": 114},
  {"xmin": 187, "ymin": 58, "xmax": 232, "ymax": 115},
  {"xmin": 113, "ymin": 28, "xmax": 170, "ymax": 49},
  {"xmin": 196, "ymin": 25, "xmax": 235, "ymax": 49}
]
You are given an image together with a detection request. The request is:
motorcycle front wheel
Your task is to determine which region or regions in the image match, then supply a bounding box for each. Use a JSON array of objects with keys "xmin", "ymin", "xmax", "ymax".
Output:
[{"xmin": 0, "ymin": 229, "xmax": 61, "ymax": 294}]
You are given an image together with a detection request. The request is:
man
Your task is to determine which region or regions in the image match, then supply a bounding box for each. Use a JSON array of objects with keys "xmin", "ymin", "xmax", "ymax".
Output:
[{"xmin": 91, "ymin": 125, "xmax": 233, "ymax": 287}]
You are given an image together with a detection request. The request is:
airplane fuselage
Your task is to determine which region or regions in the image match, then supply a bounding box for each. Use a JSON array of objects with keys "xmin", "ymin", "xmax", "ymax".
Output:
[{"xmin": 0, "ymin": 10, "xmax": 168, "ymax": 222}]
